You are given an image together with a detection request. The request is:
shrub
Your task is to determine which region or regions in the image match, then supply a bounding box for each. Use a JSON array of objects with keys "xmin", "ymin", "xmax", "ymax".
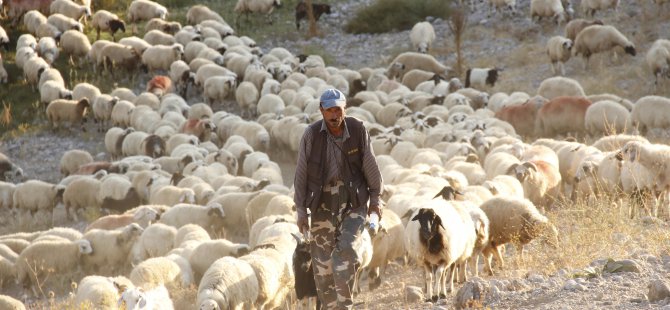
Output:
[{"xmin": 344, "ymin": 0, "xmax": 452, "ymax": 34}]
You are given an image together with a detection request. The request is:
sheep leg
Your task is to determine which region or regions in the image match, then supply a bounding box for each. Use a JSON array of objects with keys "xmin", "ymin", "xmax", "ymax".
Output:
[
  {"xmin": 424, "ymin": 265, "xmax": 434, "ymax": 301},
  {"xmin": 493, "ymin": 244, "xmax": 505, "ymax": 270},
  {"xmin": 458, "ymin": 261, "xmax": 467, "ymax": 283},
  {"xmin": 469, "ymin": 253, "xmax": 479, "ymax": 277}
]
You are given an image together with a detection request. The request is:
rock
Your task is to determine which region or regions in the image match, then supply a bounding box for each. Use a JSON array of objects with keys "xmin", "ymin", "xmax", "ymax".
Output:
[
  {"xmin": 563, "ymin": 279, "xmax": 586, "ymax": 291},
  {"xmin": 454, "ymin": 278, "xmax": 490, "ymax": 309},
  {"xmin": 405, "ymin": 285, "xmax": 423, "ymax": 304},
  {"xmin": 648, "ymin": 280, "xmax": 670, "ymax": 303},
  {"xmin": 508, "ymin": 279, "xmax": 530, "ymax": 291},
  {"xmin": 603, "ymin": 259, "xmax": 642, "ymax": 274},
  {"xmin": 527, "ymin": 273, "xmax": 545, "ymax": 283}
]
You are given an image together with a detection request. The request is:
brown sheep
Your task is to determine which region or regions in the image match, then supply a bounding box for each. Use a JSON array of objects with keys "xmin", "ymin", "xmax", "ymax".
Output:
[
  {"xmin": 535, "ymin": 96, "xmax": 592, "ymax": 137},
  {"xmin": 494, "ymin": 96, "xmax": 548, "ymax": 137},
  {"xmin": 295, "ymin": 1, "xmax": 331, "ymax": 30},
  {"xmin": 146, "ymin": 75, "xmax": 172, "ymax": 97},
  {"xmin": 141, "ymin": 134, "xmax": 166, "ymax": 158},
  {"xmin": 180, "ymin": 119, "xmax": 216, "ymax": 142},
  {"xmin": 565, "ymin": 18, "xmax": 603, "ymax": 41}
]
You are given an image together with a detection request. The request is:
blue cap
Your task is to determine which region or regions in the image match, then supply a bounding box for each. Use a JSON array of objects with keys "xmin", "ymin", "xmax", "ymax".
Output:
[{"xmin": 320, "ymin": 89, "xmax": 346, "ymax": 109}]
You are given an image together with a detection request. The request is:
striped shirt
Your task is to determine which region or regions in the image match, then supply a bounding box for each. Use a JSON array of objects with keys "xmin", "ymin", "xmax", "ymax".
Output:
[{"xmin": 293, "ymin": 117, "xmax": 383, "ymax": 217}]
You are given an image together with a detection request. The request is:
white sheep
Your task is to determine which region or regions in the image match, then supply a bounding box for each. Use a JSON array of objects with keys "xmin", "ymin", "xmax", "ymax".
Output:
[
  {"xmin": 132, "ymin": 223, "xmax": 177, "ymax": 263},
  {"xmin": 82, "ymin": 223, "xmax": 144, "ymax": 275},
  {"xmin": 118, "ymin": 36, "xmax": 151, "ymax": 57},
  {"xmin": 149, "ymin": 185, "xmax": 196, "ymax": 206},
  {"xmin": 574, "ymin": 25, "xmax": 636, "ymax": 70},
  {"xmin": 479, "ymin": 197, "xmax": 558, "ymax": 275},
  {"xmin": 74, "ymin": 275, "xmax": 133, "ymax": 309},
  {"xmin": 189, "ymin": 238, "xmax": 250, "ymax": 283},
  {"xmin": 13, "ymin": 180, "xmax": 65, "ymax": 216},
  {"xmin": 144, "ymin": 29, "xmax": 176, "ymax": 46},
  {"xmin": 49, "ymin": 0, "xmax": 90, "ymax": 23},
  {"xmin": 142, "ymin": 44, "xmax": 184, "ymax": 73},
  {"xmin": 410, "ymin": 21, "xmax": 436, "ymax": 54},
  {"xmin": 186, "ymin": 5, "xmax": 227, "ymax": 25},
  {"xmin": 197, "ymin": 256, "xmax": 259, "ymax": 310},
  {"xmin": 584, "ymin": 100, "xmax": 631, "ymax": 135},
  {"xmin": 530, "ymin": 0, "xmax": 568, "ymax": 25},
  {"xmin": 16, "ymin": 239, "xmax": 93, "ymax": 296},
  {"xmin": 233, "ymin": 0, "xmax": 282, "ymax": 25},
  {"xmin": 100, "ymin": 43, "xmax": 141, "ymax": 76},
  {"xmin": 204, "ymin": 75, "xmax": 237, "ymax": 105},
  {"xmin": 36, "ymin": 23, "xmax": 62, "ymax": 39},
  {"xmin": 646, "ymin": 39, "xmax": 670, "ymax": 89},
  {"xmin": 23, "ymin": 10, "xmax": 47, "ymax": 36},
  {"xmin": 40, "ymin": 80, "xmax": 72, "ymax": 106},
  {"xmin": 0, "ymin": 295, "xmax": 24, "ymax": 310},
  {"xmin": 37, "ymin": 36, "xmax": 58, "ymax": 65},
  {"xmin": 91, "ymin": 10, "xmax": 126, "ymax": 41},
  {"xmin": 129, "ymin": 255, "xmax": 191, "ymax": 291},
  {"xmin": 386, "ymin": 52, "xmax": 453, "ymax": 80},
  {"xmin": 58, "ymin": 29, "xmax": 90, "ymax": 67},
  {"xmin": 127, "ymin": 0, "xmax": 168, "ymax": 33},
  {"xmin": 118, "ymin": 285, "xmax": 174, "ymax": 310},
  {"xmin": 482, "ymin": 174, "xmax": 525, "ymax": 198},
  {"xmin": 60, "ymin": 149, "xmax": 93, "ymax": 176},
  {"xmin": 365, "ymin": 209, "xmax": 405, "ymax": 290},
  {"xmin": 546, "ymin": 36, "xmax": 573, "ymax": 76},
  {"xmin": 23, "ymin": 55, "xmax": 50, "ymax": 88},
  {"xmin": 536, "ymin": 76, "xmax": 585, "ymax": 99},
  {"xmin": 257, "ymin": 93, "xmax": 285, "ymax": 115},
  {"xmin": 159, "ymin": 203, "xmax": 227, "ymax": 235},
  {"xmin": 47, "ymin": 13, "xmax": 83, "ymax": 32},
  {"xmin": 61, "ymin": 177, "xmax": 102, "ymax": 222},
  {"xmin": 631, "ymin": 96, "xmax": 670, "ymax": 134},
  {"xmin": 111, "ymin": 100, "xmax": 135, "ymax": 128},
  {"xmin": 581, "ymin": 0, "xmax": 618, "ymax": 16}
]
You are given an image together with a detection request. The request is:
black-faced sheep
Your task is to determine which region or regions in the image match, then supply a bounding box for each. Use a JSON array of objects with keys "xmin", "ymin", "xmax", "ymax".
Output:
[
  {"xmin": 295, "ymin": 1, "xmax": 331, "ymax": 30},
  {"xmin": 573, "ymin": 24, "xmax": 636, "ymax": 70},
  {"xmin": 465, "ymin": 67, "xmax": 500, "ymax": 90},
  {"xmin": 234, "ymin": 0, "xmax": 282, "ymax": 26},
  {"xmin": 91, "ymin": 10, "xmax": 126, "ymax": 41}
]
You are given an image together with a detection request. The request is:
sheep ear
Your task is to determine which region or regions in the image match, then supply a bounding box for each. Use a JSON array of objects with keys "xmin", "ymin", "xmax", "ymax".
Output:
[
  {"xmin": 114, "ymin": 282, "xmax": 127, "ymax": 295},
  {"xmin": 523, "ymin": 162, "xmax": 537, "ymax": 172},
  {"xmin": 506, "ymin": 163, "xmax": 519, "ymax": 175}
]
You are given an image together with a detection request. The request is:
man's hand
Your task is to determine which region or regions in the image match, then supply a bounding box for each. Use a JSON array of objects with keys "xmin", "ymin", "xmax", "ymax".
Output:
[
  {"xmin": 297, "ymin": 213, "xmax": 309, "ymax": 235},
  {"xmin": 368, "ymin": 204, "xmax": 382, "ymax": 219}
]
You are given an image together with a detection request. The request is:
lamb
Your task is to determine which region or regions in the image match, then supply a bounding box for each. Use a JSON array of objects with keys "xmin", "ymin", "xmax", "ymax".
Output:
[
  {"xmin": 565, "ymin": 18, "xmax": 603, "ymax": 41},
  {"xmin": 410, "ymin": 21, "xmax": 436, "ymax": 54},
  {"xmin": 149, "ymin": 185, "xmax": 196, "ymax": 206},
  {"xmin": 197, "ymin": 256, "xmax": 259, "ymax": 310},
  {"xmin": 118, "ymin": 285, "xmax": 174, "ymax": 310},
  {"xmin": 645, "ymin": 39, "xmax": 670, "ymax": 89},
  {"xmin": 546, "ymin": 36, "xmax": 573, "ymax": 76},
  {"xmin": 49, "ymin": 0, "xmax": 90, "ymax": 23},
  {"xmin": 530, "ymin": 0, "xmax": 569, "ymax": 25},
  {"xmin": 581, "ymin": 0, "xmax": 618, "ymax": 16},
  {"xmin": 584, "ymin": 100, "xmax": 631, "ymax": 135},
  {"xmin": 479, "ymin": 197, "xmax": 558, "ymax": 275},
  {"xmin": 294, "ymin": 1, "xmax": 331, "ymax": 30},
  {"xmin": 47, "ymin": 13, "xmax": 83, "ymax": 32},
  {"xmin": 127, "ymin": 0, "xmax": 168, "ymax": 33},
  {"xmin": 74, "ymin": 275, "xmax": 133, "ymax": 309},
  {"xmin": 535, "ymin": 96, "xmax": 591, "ymax": 137},
  {"xmin": 91, "ymin": 10, "xmax": 126, "ymax": 41},
  {"xmin": 234, "ymin": 0, "xmax": 283, "ymax": 26},
  {"xmin": 189, "ymin": 238, "xmax": 250, "ymax": 283},
  {"xmin": 631, "ymin": 96, "xmax": 670, "ymax": 134},
  {"xmin": 536, "ymin": 76, "xmax": 585, "ymax": 99},
  {"xmin": 159, "ymin": 203, "xmax": 227, "ymax": 236},
  {"xmin": 13, "ymin": 180, "xmax": 65, "ymax": 215},
  {"xmin": 386, "ymin": 52, "xmax": 454, "ymax": 80},
  {"xmin": 573, "ymin": 25, "xmax": 636, "ymax": 70},
  {"xmin": 132, "ymin": 223, "xmax": 178, "ymax": 263},
  {"xmin": 511, "ymin": 160, "xmax": 562, "ymax": 207},
  {"xmin": 465, "ymin": 67, "xmax": 500, "ymax": 90},
  {"xmin": 365, "ymin": 209, "xmax": 405, "ymax": 290},
  {"xmin": 15, "ymin": 239, "xmax": 93, "ymax": 296},
  {"xmin": 405, "ymin": 200, "xmax": 476, "ymax": 300},
  {"xmin": 186, "ymin": 5, "xmax": 227, "ymax": 25},
  {"xmin": 142, "ymin": 44, "xmax": 184, "ymax": 74},
  {"xmin": 85, "ymin": 205, "xmax": 158, "ymax": 231},
  {"xmin": 59, "ymin": 149, "xmax": 93, "ymax": 176}
]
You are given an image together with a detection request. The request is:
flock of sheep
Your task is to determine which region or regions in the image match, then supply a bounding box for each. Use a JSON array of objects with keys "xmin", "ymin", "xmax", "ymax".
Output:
[{"xmin": 0, "ymin": 0, "xmax": 670, "ymax": 308}]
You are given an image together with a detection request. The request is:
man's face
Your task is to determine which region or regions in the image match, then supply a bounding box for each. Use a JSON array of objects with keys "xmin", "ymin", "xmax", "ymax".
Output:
[{"xmin": 320, "ymin": 106, "xmax": 345, "ymax": 130}]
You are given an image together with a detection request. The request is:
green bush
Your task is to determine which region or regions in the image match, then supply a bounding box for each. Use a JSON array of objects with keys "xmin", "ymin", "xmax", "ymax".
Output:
[{"xmin": 344, "ymin": 0, "xmax": 453, "ymax": 34}]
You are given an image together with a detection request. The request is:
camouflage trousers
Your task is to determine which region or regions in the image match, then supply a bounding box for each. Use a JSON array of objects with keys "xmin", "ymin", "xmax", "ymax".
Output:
[{"xmin": 310, "ymin": 181, "xmax": 367, "ymax": 310}]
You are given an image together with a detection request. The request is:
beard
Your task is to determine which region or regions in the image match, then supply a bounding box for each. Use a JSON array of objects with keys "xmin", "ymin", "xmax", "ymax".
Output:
[{"xmin": 327, "ymin": 116, "xmax": 344, "ymax": 129}]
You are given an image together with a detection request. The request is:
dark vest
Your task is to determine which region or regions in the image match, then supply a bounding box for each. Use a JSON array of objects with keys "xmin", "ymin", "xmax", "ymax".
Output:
[{"xmin": 305, "ymin": 117, "xmax": 369, "ymax": 211}]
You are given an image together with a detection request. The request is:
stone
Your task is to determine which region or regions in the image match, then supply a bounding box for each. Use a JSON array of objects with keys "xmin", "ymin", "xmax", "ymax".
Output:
[
  {"xmin": 563, "ymin": 279, "xmax": 587, "ymax": 291},
  {"xmin": 648, "ymin": 280, "xmax": 670, "ymax": 303},
  {"xmin": 527, "ymin": 273, "xmax": 545, "ymax": 283},
  {"xmin": 454, "ymin": 278, "xmax": 490, "ymax": 309},
  {"xmin": 603, "ymin": 259, "xmax": 642, "ymax": 274},
  {"xmin": 405, "ymin": 285, "xmax": 423, "ymax": 304}
]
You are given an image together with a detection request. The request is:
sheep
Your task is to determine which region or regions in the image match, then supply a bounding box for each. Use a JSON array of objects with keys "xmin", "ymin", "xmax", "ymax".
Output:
[
  {"xmin": 410, "ymin": 21, "xmax": 436, "ymax": 54},
  {"xmin": 23, "ymin": 10, "xmax": 47, "ymax": 36},
  {"xmin": 565, "ymin": 18, "xmax": 603, "ymax": 41},
  {"xmin": 141, "ymin": 44, "xmax": 184, "ymax": 74},
  {"xmin": 464, "ymin": 68, "xmax": 500, "ymax": 90},
  {"xmin": 546, "ymin": 36, "xmax": 573, "ymax": 76},
  {"xmin": 365, "ymin": 209, "xmax": 405, "ymax": 290},
  {"xmin": 631, "ymin": 96, "xmax": 670, "ymax": 134},
  {"xmin": 197, "ymin": 256, "xmax": 259, "ymax": 310},
  {"xmin": 584, "ymin": 100, "xmax": 631, "ymax": 135},
  {"xmin": 23, "ymin": 55, "xmax": 49, "ymax": 88},
  {"xmin": 49, "ymin": 0, "xmax": 90, "ymax": 23},
  {"xmin": 37, "ymin": 36, "xmax": 58, "ymax": 65},
  {"xmin": 39, "ymin": 80, "xmax": 72, "ymax": 106},
  {"xmin": 143, "ymin": 29, "xmax": 175, "ymax": 46},
  {"xmin": 405, "ymin": 200, "xmax": 476, "ymax": 300},
  {"xmin": 188, "ymin": 238, "xmax": 250, "ymax": 283},
  {"xmin": 47, "ymin": 13, "xmax": 83, "ymax": 32},
  {"xmin": 488, "ymin": 0, "xmax": 517, "ymax": 16},
  {"xmin": 127, "ymin": 0, "xmax": 168, "ymax": 33},
  {"xmin": 204, "ymin": 75, "xmax": 237, "ymax": 105},
  {"xmin": 511, "ymin": 160, "xmax": 562, "ymax": 206},
  {"xmin": 105, "ymin": 127, "xmax": 134, "ymax": 160},
  {"xmin": 35, "ymin": 22, "xmax": 62, "ymax": 39},
  {"xmin": 91, "ymin": 10, "xmax": 126, "ymax": 41},
  {"xmin": 581, "ymin": 0, "xmax": 618, "ymax": 17},
  {"xmin": 231, "ymin": 120, "xmax": 271, "ymax": 152},
  {"xmin": 100, "ymin": 43, "xmax": 141, "ymax": 76},
  {"xmin": 0, "ymin": 153, "xmax": 23, "ymax": 184},
  {"xmin": 159, "ymin": 203, "xmax": 227, "ymax": 235},
  {"xmin": 145, "ymin": 18, "xmax": 182, "ymax": 34},
  {"xmin": 573, "ymin": 25, "xmax": 636, "ymax": 70},
  {"xmin": 15, "ymin": 239, "xmax": 93, "ymax": 296},
  {"xmin": 482, "ymin": 175, "xmax": 525, "ymax": 198},
  {"xmin": 646, "ymin": 39, "xmax": 670, "ymax": 90},
  {"xmin": 535, "ymin": 96, "xmax": 591, "ymax": 137},
  {"xmin": 0, "ymin": 295, "xmax": 23, "ymax": 310},
  {"xmin": 295, "ymin": 1, "xmax": 331, "ymax": 29},
  {"xmin": 60, "ymin": 149, "xmax": 93, "ymax": 176},
  {"xmin": 13, "ymin": 180, "xmax": 65, "ymax": 216},
  {"xmin": 149, "ymin": 185, "xmax": 196, "ymax": 206},
  {"xmin": 186, "ymin": 5, "xmax": 227, "ymax": 25},
  {"xmin": 129, "ymin": 255, "xmax": 190, "ymax": 291},
  {"xmin": 592, "ymin": 134, "xmax": 648, "ymax": 152},
  {"xmin": 234, "ymin": 0, "xmax": 282, "ymax": 26},
  {"xmin": 86, "ymin": 206, "xmax": 158, "ymax": 231},
  {"xmin": 74, "ymin": 275, "xmax": 133, "ymax": 309},
  {"xmin": 536, "ymin": 76, "xmax": 585, "ymax": 99},
  {"xmin": 132, "ymin": 223, "xmax": 177, "ymax": 263},
  {"xmin": 479, "ymin": 197, "xmax": 558, "ymax": 275},
  {"xmin": 0, "ymin": 181, "xmax": 16, "ymax": 210},
  {"xmin": 530, "ymin": 0, "xmax": 569, "ymax": 25},
  {"xmin": 180, "ymin": 118, "xmax": 217, "ymax": 142},
  {"xmin": 386, "ymin": 52, "xmax": 454, "ymax": 80},
  {"xmin": 118, "ymin": 37, "xmax": 151, "ymax": 59},
  {"xmin": 99, "ymin": 177, "xmax": 141, "ymax": 214},
  {"xmin": 118, "ymin": 285, "xmax": 175, "ymax": 310},
  {"xmin": 57, "ymin": 29, "xmax": 91, "ymax": 67}
]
